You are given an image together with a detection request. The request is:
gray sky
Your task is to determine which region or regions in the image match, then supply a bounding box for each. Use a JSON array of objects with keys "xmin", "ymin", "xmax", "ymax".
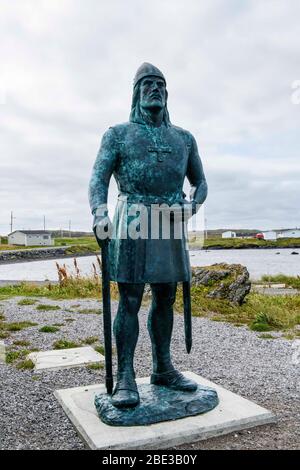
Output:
[{"xmin": 0, "ymin": 0, "xmax": 299, "ymax": 233}]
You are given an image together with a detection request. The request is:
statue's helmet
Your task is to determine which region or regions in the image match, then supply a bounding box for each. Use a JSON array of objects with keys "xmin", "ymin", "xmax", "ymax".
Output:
[
  {"xmin": 130, "ymin": 62, "xmax": 170, "ymax": 125},
  {"xmin": 133, "ymin": 62, "xmax": 166, "ymax": 88}
]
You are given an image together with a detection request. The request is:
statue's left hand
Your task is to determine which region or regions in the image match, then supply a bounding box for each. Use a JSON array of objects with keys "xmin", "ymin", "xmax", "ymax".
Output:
[{"xmin": 181, "ymin": 200, "xmax": 199, "ymax": 222}]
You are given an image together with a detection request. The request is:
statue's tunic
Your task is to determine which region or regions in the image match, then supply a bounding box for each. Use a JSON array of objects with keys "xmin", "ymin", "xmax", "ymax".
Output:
[{"xmin": 89, "ymin": 121, "xmax": 206, "ymax": 283}]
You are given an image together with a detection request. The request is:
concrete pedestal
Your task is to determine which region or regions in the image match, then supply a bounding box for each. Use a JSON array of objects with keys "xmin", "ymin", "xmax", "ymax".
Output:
[{"xmin": 54, "ymin": 372, "xmax": 276, "ymax": 450}]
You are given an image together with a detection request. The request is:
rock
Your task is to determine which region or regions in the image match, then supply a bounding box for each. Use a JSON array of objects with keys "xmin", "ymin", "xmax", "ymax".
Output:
[
  {"xmin": 291, "ymin": 251, "xmax": 299, "ymax": 255},
  {"xmin": 144, "ymin": 263, "xmax": 251, "ymax": 305},
  {"xmin": 192, "ymin": 263, "xmax": 251, "ymax": 305},
  {"xmin": 95, "ymin": 382, "xmax": 219, "ymax": 426}
]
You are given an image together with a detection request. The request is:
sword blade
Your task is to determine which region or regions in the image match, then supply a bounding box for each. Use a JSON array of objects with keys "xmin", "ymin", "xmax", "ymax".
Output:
[
  {"xmin": 95, "ymin": 236, "xmax": 113, "ymax": 394},
  {"xmin": 182, "ymin": 281, "xmax": 192, "ymax": 353}
]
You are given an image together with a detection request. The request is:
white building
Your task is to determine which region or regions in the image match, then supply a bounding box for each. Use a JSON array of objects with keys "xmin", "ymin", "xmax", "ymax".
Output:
[
  {"xmin": 222, "ymin": 231, "xmax": 236, "ymax": 239},
  {"xmin": 278, "ymin": 229, "xmax": 300, "ymax": 239},
  {"xmin": 8, "ymin": 230, "xmax": 54, "ymax": 247},
  {"xmin": 262, "ymin": 231, "xmax": 277, "ymax": 241}
]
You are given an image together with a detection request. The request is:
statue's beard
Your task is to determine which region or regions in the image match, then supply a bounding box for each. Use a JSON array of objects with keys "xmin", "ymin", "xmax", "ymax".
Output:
[{"xmin": 130, "ymin": 86, "xmax": 171, "ymax": 126}]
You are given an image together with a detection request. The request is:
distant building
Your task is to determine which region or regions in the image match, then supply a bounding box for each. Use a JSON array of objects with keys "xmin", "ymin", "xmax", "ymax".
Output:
[
  {"xmin": 8, "ymin": 230, "xmax": 54, "ymax": 247},
  {"xmin": 278, "ymin": 229, "xmax": 300, "ymax": 239},
  {"xmin": 262, "ymin": 231, "xmax": 277, "ymax": 241},
  {"xmin": 222, "ymin": 231, "xmax": 236, "ymax": 239}
]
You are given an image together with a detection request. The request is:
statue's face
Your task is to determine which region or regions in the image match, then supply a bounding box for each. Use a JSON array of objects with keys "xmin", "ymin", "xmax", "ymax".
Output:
[{"xmin": 139, "ymin": 76, "xmax": 166, "ymax": 111}]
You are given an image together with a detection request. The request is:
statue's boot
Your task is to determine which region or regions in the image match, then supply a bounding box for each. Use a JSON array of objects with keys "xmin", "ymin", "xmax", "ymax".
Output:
[
  {"xmin": 151, "ymin": 369, "xmax": 197, "ymax": 392},
  {"xmin": 111, "ymin": 373, "xmax": 140, "ymax": 408}
]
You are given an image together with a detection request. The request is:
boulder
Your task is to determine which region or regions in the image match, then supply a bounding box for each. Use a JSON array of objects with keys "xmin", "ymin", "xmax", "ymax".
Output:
[
  {"xmin": 192, "ymin": 263, "xmax": 251, "ymax": 305},
  {"xmin": 144, "ymin": 263, "xmax": 251, "ymax": 305}
]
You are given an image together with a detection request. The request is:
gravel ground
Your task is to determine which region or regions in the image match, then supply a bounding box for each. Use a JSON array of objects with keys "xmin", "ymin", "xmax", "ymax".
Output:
[{"xmin": 0, "ymin": 296, "xmax": 299, "ymax": 450}]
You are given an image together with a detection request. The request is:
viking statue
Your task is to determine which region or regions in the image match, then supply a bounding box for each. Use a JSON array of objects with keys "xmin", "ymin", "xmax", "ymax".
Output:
[{"xmin": 89, "ymin": 63, "xmax": 207, "ymax": 408}]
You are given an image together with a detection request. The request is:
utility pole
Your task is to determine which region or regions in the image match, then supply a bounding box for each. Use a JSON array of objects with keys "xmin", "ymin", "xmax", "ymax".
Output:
[
  {"xmin": 10, "ymin": 211, "xmax": 16, "ymax": 233},
  {"xmin": 43, "ymin": 215, "xmax": 46, "ymax": 231},
  {"xmin": 69, "ymin": 220, "xmax": 71, "ymax": 238}
]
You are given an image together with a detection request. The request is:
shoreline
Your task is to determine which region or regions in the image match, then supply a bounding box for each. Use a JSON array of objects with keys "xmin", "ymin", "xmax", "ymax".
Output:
[
  {"xmin": 0, "ymin": 250, "xmax": 98, "ymax": 266},
  {"xmin": 192, "ymin": 244, "xmax": 300, "ymax": 251}
]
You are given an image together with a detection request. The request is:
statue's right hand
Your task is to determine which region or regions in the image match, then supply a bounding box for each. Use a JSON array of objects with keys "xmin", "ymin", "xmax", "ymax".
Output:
[{"xmin": 92, "ymin": 210, "xmax": 112, "ymax": 245}]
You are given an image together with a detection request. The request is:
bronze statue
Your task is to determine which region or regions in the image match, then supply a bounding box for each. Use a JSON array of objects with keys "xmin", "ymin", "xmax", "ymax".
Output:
[{"xmin": 89, "ymin": 63, "xmax": 208, "ymax": 411}]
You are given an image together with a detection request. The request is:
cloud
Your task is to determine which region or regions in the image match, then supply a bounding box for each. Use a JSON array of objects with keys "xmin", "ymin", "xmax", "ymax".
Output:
[{"xmin": 0, "ymin": 0, "xmax": 299, "ymax": 233}]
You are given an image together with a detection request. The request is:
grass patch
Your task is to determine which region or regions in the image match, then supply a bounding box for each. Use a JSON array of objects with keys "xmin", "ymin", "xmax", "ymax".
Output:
[
  {"xmin": 78, "ymin": 308, "xmax": 101, "ymax": 315},
  {"xmin": 18, "ymin": 298, "xmax": 38, "ymax": 306},
  {"xmin": 55, "ymin": 236, "xmax": 97, "ymax": 247},
  {"xmin": 53, "ymin": 339, "xmax": 81, "ymax": 349},
  {"xmin": 86, "ymin": 362, "xmax": 104, "ymax": 370},
  {"xmin": 16, "ymin": 359, "xmax": 35, "ymax": 370},
  {"xmin": 94, "ymin": 345, "xmax": 105, "ymax": 355},
  {"xmin": 258, "ymin": 333, "xmax": 277, "ymax": 339},
  {"xmin": 0, "ymin": 280, "xmax": 103, "ymax": 300},
  {"xmin": 282, "ymin": 333, "xmax": 297, "ymax": 340},
  {"xmin": 65, "ymin": 318, "xmax": 75, "ymax": 322},
  {"xmin": 189, "ymin": 236, "xmax": 300, "ymax": 250},
  {"xmin": 52, "ymin": 323, "xmax": 65, "ymax": 327},
  {"xmin": 82, "ymin": 336, "xmax": 98, "ymax": 345},
  {"xmin": 6, "ymin": 349, "xmax": 33, "ymax": 364},
  {"xmin": 39, "ymin": 325, "xmax": 60, "ymax": 333},
  {"xmin": 13, "ymin": 339, "xmax": 31, "ymax": 346},
  {"xmin": 0, "ymin": 331, "xmax": 10, "ymax": 339},
  {"xmin": 0, "ymin": 313, "xmax": 5, "ymax": 321},
  {"xmin": 65, "ymin": 245, "xmax": 98, "ymax": 255},
  {"xmin": 3, "ymin": 321, "xmax": 38, "ymax": 331},
  {"xmin": 211, "ymin": 316, "xmax": 226, "ymax": 322},
  {"xmin": 260, "ymin": 274, "xmax": 300, "ymax": 290},
  {"xmin": 36, "ymin": 304, "xmax": 61, "ymax": 311},
  {"xmin": 175, "ymin": 285, "xmax": 300, "ymax": 333},
  {"xmin": 6, "ymin": 350, "xmax": 22, "ymax": 363}
]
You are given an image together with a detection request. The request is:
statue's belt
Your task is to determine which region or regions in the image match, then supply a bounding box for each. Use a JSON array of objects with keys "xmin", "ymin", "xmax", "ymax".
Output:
[{"xmin": 118, "ymin": 193, "xmax": 184, "ymax": 207}]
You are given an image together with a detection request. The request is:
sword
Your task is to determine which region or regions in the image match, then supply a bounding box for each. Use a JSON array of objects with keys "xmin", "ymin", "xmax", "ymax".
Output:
[
  {"xmin": 181, "ymin": 201, "xmax": 192, "ymax": 354},
  {"xmin": 94, "ymin": 232, "xmax": 113, "ymax": 395},
  {"xmin": 182, "ymin": 281, "xmax": 192, "ymax": 354}
]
